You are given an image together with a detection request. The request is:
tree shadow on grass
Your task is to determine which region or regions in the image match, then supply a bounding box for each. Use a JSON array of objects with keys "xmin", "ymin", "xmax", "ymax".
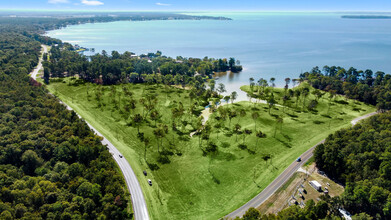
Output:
[
  {"xmin": 286, "ymin": 113, "xmax": 298, "ymax": 118},
  {"xmin": 215, "ymin": 151, "xmax": 237, "ymax": 161},
  {"xmin": 282, "ymin": 134, "xmax": 292, "ymax": 142},
  {"xmin": 276, "ymin": 137, "xmax": 292, "ymax": 148},
  {"xmin": 208, "ymin": 157, "xmax": 221, "ymax": 184}
]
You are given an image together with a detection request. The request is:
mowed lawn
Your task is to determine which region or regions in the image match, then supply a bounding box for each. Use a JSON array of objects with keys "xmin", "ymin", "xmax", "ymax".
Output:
[{"xmin": 46, "ymin": 79, "xmax": 375, "ymax": 220}]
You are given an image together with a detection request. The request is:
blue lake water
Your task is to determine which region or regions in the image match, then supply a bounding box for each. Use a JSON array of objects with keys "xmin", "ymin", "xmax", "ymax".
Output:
[{"xmin": 47, "ymin": 12, "xmax": 391, "ymax": 101}]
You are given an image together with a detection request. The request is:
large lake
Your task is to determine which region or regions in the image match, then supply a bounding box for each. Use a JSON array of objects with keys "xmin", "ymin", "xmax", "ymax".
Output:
[{"xmin": 47, "ymin": 12, "xmax": 391, "ymax": 101}]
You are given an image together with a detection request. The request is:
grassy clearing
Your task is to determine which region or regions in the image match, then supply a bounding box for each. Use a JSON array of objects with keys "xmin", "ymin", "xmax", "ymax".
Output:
[{"xmin": 46, "ymin": 78, "xmax": 375, "ymax": 220}]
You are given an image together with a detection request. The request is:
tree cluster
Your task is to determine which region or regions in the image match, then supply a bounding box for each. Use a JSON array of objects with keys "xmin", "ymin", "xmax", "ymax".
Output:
[
  {"xmin": 43, "ymin": 46, "xmax": 242, "ymax": 85},
  {"xmin": 300, "ymin": 66, "xmax": 391, "ymax": 111}
]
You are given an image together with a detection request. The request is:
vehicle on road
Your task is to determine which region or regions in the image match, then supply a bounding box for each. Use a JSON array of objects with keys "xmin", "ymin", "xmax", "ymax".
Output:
[
  {"xmin": 119, "ymin": 155, "xmax": 123, "ymax": 158},
  {"xmin": 148, "ymin": 179, "xmax": 152, "ymax": 186},
  {"xmin": 296, "ymin": 157, "xmax": 301, "ymax": 162}
]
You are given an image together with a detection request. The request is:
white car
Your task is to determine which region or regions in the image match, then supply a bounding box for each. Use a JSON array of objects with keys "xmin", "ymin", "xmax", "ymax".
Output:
[{"xmin": 147, "ymin": 179, "xmax": 152, "ymax": 186}]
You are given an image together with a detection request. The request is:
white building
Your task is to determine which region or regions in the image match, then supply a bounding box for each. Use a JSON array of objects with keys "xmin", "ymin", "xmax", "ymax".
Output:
[{"xmin": 309, "ymin": 180, "xmax": 322, "ymax": 191}]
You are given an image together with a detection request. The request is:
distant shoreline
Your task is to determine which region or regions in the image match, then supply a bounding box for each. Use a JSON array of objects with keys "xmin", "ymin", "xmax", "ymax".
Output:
[{"xmin": 342, "ymin": 15, "xmax": 391, "ymax": 19}]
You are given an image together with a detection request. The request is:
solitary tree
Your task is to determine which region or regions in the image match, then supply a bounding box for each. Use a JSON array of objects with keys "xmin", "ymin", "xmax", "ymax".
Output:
[
  {"xmin": 228, "ymin": 109, "xmax": 237, "ymax": 128},
  {"xmin": 150, "ymin": 109, "xmax": 161, "ymax": 126},
  {"xmin": 294, "ymin": 89, "xmax": 301, "ymax": 109},
  {"xmin": 224, "ymin": 96, "xmax": 230, "ymax": 105},
  {"xmin": 234, "ymin": 123, "xmax": 242, "ymax": 141},
  {"xmin": 327, "ymin": 90, "xmax": 336, "ymax": 114},
  {"xmin": 252, "ymin": 112, "xmax": 259, "ymax": 130},
  {"xmin": 274, "ymin": 116, "xmax": 283, "ymax": 137},
  {"xmin": 282, "ymin": 95, "xmax": 289, "ymax": 113},
  {"xmin": 133, "ymin": 114, "xmax": 143, "ymax": 134},
  {"xmin": 209, "ymin": 79, "xmax": 216, "ymax": 91},
  {"xmin": 302, "ymin": 88, "xmax": 310, "ymax": 110},
  {"xmin": 270, "ymin": 77, "xmax": 276, "ymax": 88},
  {"xmin": 231, "ymin": 91, "xmax": 238, "ymax": 104},
  {"xmin": 153, "ymin": 125, "xmax": 166, "ymax": 152},
  {"xmin": 267, "ymin": 94, "xmax": 275, "ymax": 115},
  {"xmin": 243, "ymin": 129, "xmax": 253, "ymax": 144},
  {"xmin": 249, "ymin": 77, "xmax": 255, "ymax": 90},
  {"xmin": 284, "ymin": 77, "xmax": 291, "ymax": 92},
  {"xmin": 217, "ymin": 83, "xmax": 226, "ymax": 97},
  {"xmin": 256, "ymin": 130, "xmax": 266, "ymax": 147}
]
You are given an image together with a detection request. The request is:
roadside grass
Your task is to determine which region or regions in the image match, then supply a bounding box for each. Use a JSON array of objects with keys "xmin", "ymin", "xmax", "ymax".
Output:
[
  {"xmin": 303, "ymin": 157, "xmax": 315, "ymax": 167},
  {"xmin": 46, "ymin": 78, "xmax": 375, "ymax": 220},
  {"xmin": 258, "ymin": 172, "xmax": 304, "ymax": 214}
]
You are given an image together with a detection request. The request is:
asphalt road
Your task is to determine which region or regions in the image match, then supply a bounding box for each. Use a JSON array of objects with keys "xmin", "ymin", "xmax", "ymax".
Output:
[
  {"xmin": 30, "ymin": 45, "xmax": 48, "ymax": 79},
  {"xmin": 31, "ymin": 45, "xmax": 150, "ymax": 220},
  {"xmin": 226, "ymin": 111, "xmax": 378, "ymax": 219},
  {"xmin": 73, "ymin": 107, "xmax": 150, "ymax": 220}
]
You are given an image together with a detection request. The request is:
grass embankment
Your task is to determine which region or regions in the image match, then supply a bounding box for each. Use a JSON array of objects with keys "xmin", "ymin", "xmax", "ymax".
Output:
[{"xmin": 46, "ymin": 79, "xmax": 375, "ymax": 220}]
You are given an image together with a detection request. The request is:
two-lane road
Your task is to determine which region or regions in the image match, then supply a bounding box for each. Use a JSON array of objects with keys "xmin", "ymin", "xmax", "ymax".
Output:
[
  {"xmin": 30, "ymin": 45, "xmax": 48, "ymax": 79},
  {"xmin": 31, "ymin": 45, "xmax": 149, "ymax": 220},
  {"xmin": 226, "ymin": 111, "xmax": 378, "ymax": 219},
  {"xmin": 65, "ymin": 104, "xmax": 150, "ymax": 220}
]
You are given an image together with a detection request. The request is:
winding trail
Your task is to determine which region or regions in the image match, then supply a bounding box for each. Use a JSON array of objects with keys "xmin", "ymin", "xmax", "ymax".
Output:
[
  {"xmin": 225, "ymin": 111, "xmax": 378, "ymax": 219},
  {"xmin": 31, "ymin": 45, "xmax": 150, "ymax": 220}
]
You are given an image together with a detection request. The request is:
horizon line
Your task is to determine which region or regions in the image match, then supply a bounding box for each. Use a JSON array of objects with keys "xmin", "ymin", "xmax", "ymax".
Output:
[{"xmin": 1, "ymin": 9, "xmax": 391, "ymax": 13}]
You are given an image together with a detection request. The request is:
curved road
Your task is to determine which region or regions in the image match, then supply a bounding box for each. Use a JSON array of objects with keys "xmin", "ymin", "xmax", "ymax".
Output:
[
  {"xmin": 226, "ymin": 111, "xmax": 378, "ymax": 219},
  {"xmin": 31, "ymin": 45, "xmax": 150, "ymax": 220}
]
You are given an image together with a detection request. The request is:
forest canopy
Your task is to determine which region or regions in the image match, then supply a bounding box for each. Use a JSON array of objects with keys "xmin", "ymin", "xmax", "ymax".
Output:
[{"xmin": 0, "ymin": 22, "xmax": 130, "ymax": 219}]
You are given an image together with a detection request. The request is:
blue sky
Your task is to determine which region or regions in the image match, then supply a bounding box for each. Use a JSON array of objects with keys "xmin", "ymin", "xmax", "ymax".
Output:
[{"xmin": 2, "ymin": 0, "xmax": 391, "ymax": 11}]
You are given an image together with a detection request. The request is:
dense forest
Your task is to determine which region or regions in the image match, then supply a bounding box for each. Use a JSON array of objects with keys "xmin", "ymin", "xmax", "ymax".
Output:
[
  {"xmin": 0, "ymin": 23, "xmax": 130, "ymax": 219},
  {"xmin": 314, "ymin": 112, "xmax": 391, "ymax": 218},
  {"xmin": 43, "ymin": 46, "xmax": 242, "ymax": 85},
  {"xmin": 300, "ymin": 66, "xmax": 391, "ymax": 111}
]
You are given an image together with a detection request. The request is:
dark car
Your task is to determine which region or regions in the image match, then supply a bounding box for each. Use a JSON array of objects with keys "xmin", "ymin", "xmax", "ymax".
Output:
[
  {"xmin": 119, "ymin": 155, "xmax": 123, "ymax": 158},
  {"xmin": 143, "ymin": 171, "xmax": 147, "ymax": 176}
]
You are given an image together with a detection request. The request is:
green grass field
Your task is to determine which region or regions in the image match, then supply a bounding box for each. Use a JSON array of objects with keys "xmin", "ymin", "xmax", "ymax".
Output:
[{"xmin": 46, "ymin": 78, "xmax": 375, "ymax": 220}]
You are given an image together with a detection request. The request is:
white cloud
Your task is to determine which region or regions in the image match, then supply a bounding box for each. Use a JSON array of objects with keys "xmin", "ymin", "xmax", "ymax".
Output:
[
  {"xmin": 81, "ymin": 0, "xmax": 104, "ymax": 6},
  {"xmin": 48, "ymin": 0, "xmax": 69, "ymax": 4},
  {"xmin": 156, "ymin": 2, "xmax": 171, "ymax": 6}
]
